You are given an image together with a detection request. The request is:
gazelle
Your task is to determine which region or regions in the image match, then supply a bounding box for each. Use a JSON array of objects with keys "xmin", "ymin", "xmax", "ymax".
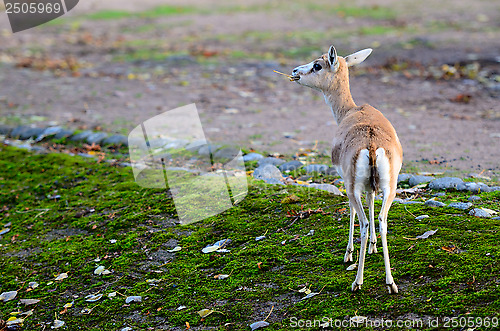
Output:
[{"xmin": 290, "ymin": 45, "xmax": 403, "ymax": 294}]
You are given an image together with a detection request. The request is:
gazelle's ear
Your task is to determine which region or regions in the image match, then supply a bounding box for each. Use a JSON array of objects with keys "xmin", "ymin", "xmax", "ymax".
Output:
[
  {"xmin": 345, "ymin": 48, "xmax": 372, "ymax": 67},
  {"xmin": 328, "ymin": 45, "xmax": 338, "ymax": 70}
]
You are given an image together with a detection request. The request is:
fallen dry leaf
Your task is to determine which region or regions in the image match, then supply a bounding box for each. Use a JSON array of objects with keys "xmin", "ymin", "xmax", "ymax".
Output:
[
  {"xmin": 197, "ymin": 309, "xmax": 214, "ymax": 318},
  {"xmin": 19, "ymin": 299, "xmax": 40, "ymax": 306},
  {"xmin": 249, "ymin": 321, "xmax": 270, "ymax": 330},
  {"xmin": 416, "ymin": 229, "xmax": 438, "ymax": 239},
  {"xmin": 346, "ymin": 263, "xmax": 358, "ymax": 271},
  {"xmin": 442, "ymin": 245, "xmax": 457, "ymax": 253},
  {"xmin": 55, "ymin": 273, "xmax": 68, "ymax": 281},
  {"xmin": 0, "ymin": 291, "xmax": 17, "ymax": 302}
]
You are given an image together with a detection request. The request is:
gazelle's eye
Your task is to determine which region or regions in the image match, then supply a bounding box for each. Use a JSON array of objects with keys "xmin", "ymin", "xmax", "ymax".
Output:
[{"xmin": 313, "ymin": 63, "xmax": 322, "ymax": 71}]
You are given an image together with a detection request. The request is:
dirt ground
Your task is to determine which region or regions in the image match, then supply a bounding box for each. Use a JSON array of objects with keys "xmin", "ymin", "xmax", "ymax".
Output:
[{"xmin": 0, "ymin": 0, "xmax": 499, "ymax": 176}]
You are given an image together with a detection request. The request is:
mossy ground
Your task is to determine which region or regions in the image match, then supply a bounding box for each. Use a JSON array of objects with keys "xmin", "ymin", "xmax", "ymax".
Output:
[{"xmin": 0, "ymin": 145, "xmax": 499, "ymax": 330}]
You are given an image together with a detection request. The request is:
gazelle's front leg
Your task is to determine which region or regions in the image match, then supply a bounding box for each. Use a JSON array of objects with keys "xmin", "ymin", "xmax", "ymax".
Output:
[
  {"xmin": 344, "ymin": 201, "xmax": 356, "ymax": 263},
  {"xmin": 367, "ymin": 191, "xmax": 377, "ymax": 254}
]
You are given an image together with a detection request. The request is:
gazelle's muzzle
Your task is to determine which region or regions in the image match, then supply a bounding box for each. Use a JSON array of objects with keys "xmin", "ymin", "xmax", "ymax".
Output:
[
  {"xmin": 290, "ymin": 67, "xmax": 301, "ymax": 81},
  {"xmin": 291, "ymin": 63, "xmax": 312, "ymax": 81}
]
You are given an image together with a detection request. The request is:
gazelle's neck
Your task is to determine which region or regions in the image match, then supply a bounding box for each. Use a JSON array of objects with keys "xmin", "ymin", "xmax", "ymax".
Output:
[{"xmin": 323, "ymin": 68, "xmax": 356, "ymax": 125}]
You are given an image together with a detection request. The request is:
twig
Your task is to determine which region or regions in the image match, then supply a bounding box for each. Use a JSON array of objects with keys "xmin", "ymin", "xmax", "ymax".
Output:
[
  {"xmin": 404, "ymin": 205, "xmax": 416, "ymax": 218},
  {"xmin": 264, "ymin": 305, "xmax": 274, "ymax": 322},
  {"xmin": 157, "ymin": 260, "xmax": 172, "ymax": 268},
  {"xmin": 318, "ymin": 283, "xmax": 328, "ymax": 294},
  {"xmin": 273, "ymin": 70, "xmax": 292, "ymax": 79}
]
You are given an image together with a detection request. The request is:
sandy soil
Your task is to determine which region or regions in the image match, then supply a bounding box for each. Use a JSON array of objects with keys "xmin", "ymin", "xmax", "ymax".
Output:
[{"xmin": 0, "ymin": 0, "xmax": 499, "ymax": 176}]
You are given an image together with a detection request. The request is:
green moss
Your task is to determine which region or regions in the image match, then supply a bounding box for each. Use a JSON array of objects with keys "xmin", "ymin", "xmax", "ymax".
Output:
[{"xmin": 1, "ymin": 145, "xmax": 499, "ymax": 330}]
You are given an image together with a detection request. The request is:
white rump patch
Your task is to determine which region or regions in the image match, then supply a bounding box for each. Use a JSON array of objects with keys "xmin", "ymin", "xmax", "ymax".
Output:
[
  {"xmin": 375, "ymin": 148, "xmax": 391, "ymax": 192},
  {"xmin": 354, "ymin": 149, "xmax": 370, "ymax": 194}
]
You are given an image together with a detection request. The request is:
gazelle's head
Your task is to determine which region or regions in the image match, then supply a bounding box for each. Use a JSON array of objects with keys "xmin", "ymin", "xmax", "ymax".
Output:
[{"xmin": 291, "ymin": 45, "xmax": 372, "ymax": 91}]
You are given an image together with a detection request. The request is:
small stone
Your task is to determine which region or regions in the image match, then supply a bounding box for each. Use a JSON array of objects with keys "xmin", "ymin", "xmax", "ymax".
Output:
[
  {"xmin": 459, "ymin": 182, "xmax": 491, "ymax": 194},
  {"xmin": 400, "ymin": 200, "xmax": 424, "ymax": 204},
  {"xmin": 279, "ymin": 160, "xmax": 304, "ymax": 172},
  {"xmin": 243, "ymin": 152, "xmax": 264, "ymax": 162},
  {"xmin": 0, "ymin": 125, "xmax": 13, "ymax": 135},
  {"xmin": 476, "ymin": 182, "xmax": 491, "ymax": 193},
  {"xmin": 257, "ymin": 157, "xmax": 285, "ymax": 167},
  {"xmin": 324, "ymin": 167, "xmax": 338, "ymax": 176},
  {"xmin": 24, "ymin": 127, "xmax": 46, "ymax": 139},
  {"xmin": 425, "ymin": 200, "xmax": 446, "ymax": 207},
  {"xmin": 416, "ymin": 215, "xmax": 430, "ymax": 220},
  {"xmin": 54, "ymin": 129, "xmax": 74, "ymax": 139},
  {"xmin": 213, "ymin": 147, "xmax": 240, "ymax": 162},
  {"xmin": 10, "ymin": 126, "xmax": 44, "ymax": 140},
  {"xmin": 70, "ymin": 130, "xmax": 94, "ymax": 142},
  {"xmin": 397, "ymin": 173, "xmax": 412, "ymax": 183},
  {"xmin": 469, "ymin": 208, "xmax": 492, "ymax": 218},
  {"xmin": 198, "ymin": 144, "xmax": 221, "ymax": 156},
  {"xmin": 468, "ymin": 195, "xmax": 481, "ymax": 202},
  {"xmin": 433, "ymin": 192, "xmax": 446, "ymax": 197},
  {"xmin": 9, "ymin": 126, "xmax": 29, "ymax": 139},
  {"xmin": 429, "ymin": 177, "xmax": 464, "ymax": 190},
  {"xmin": 253, "ymin": 164, "xmax": 283, "ymax": 182},
  {"xmin": 448, "ymin": 202, "xmax": 473, "ymax": 210},
  {"xmin": 297, "ymin": 175, "xmax": 312, "ymax": 181},
  {"xmin": 35, "ymin": 126, "xmax": 63, "ymax": 142},
  {"xmin": 309, "ymin": 183, "xmax": 343, "ymax": 195},
  {"xmin": 102, "ymin": 135, "xmax": 128, "ymax": 146},
  {"xmin": 86, "ymin": 132, "xmax": 108, "ymax": 145},
  {"xmin": 409, "ymin": 175, "xmax": 434, "ymax": 187},
  {"xmin": 304, "ymin": 164, "xmax": 329, "ymax": 174},
  {"xmin": 148, "ymin": 138, "xmax": 171, "ymax": 149}
]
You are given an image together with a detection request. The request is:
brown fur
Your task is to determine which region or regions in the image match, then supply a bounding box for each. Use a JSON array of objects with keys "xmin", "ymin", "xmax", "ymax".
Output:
[
  {"xmin": 293, "ymin": 47, "xmax": 402, "ymax": 293},
  {"xmin": 324, "ymin": 58, "xmax": 402, "ymax": 193}
]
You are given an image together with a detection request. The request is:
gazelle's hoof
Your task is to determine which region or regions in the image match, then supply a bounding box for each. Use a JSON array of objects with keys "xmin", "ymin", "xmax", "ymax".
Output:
[
  {"xmin": 387, "ymin": 283, "xmax": 398, "ymax": 294},
  {"xmin": 368, "ymin": 242, "xmax": 378, "ymax": 254},
  {"xmin": 344, "ymin": 251, "xmax": 353, "ymax": 263},
  {"xmin": 351, "ymin": 281, "xmax": 362, "ymax": 292}
]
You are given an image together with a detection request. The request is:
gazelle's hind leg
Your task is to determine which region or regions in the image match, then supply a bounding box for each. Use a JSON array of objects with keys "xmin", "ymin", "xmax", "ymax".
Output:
[
  {"xmin": 344, "ymin": 201, "xmax": 356, "ymax": 263},
  {"xmin": 379, "ymin": 188, "xmax": 398, "ymax": 294},
  {"xmin": 349, "ymin": 192, "xmax": 369, "ymax": 292},
  {"xmin": 367, "ymin": 191, "xmax": 377, "ymax": 254}
]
